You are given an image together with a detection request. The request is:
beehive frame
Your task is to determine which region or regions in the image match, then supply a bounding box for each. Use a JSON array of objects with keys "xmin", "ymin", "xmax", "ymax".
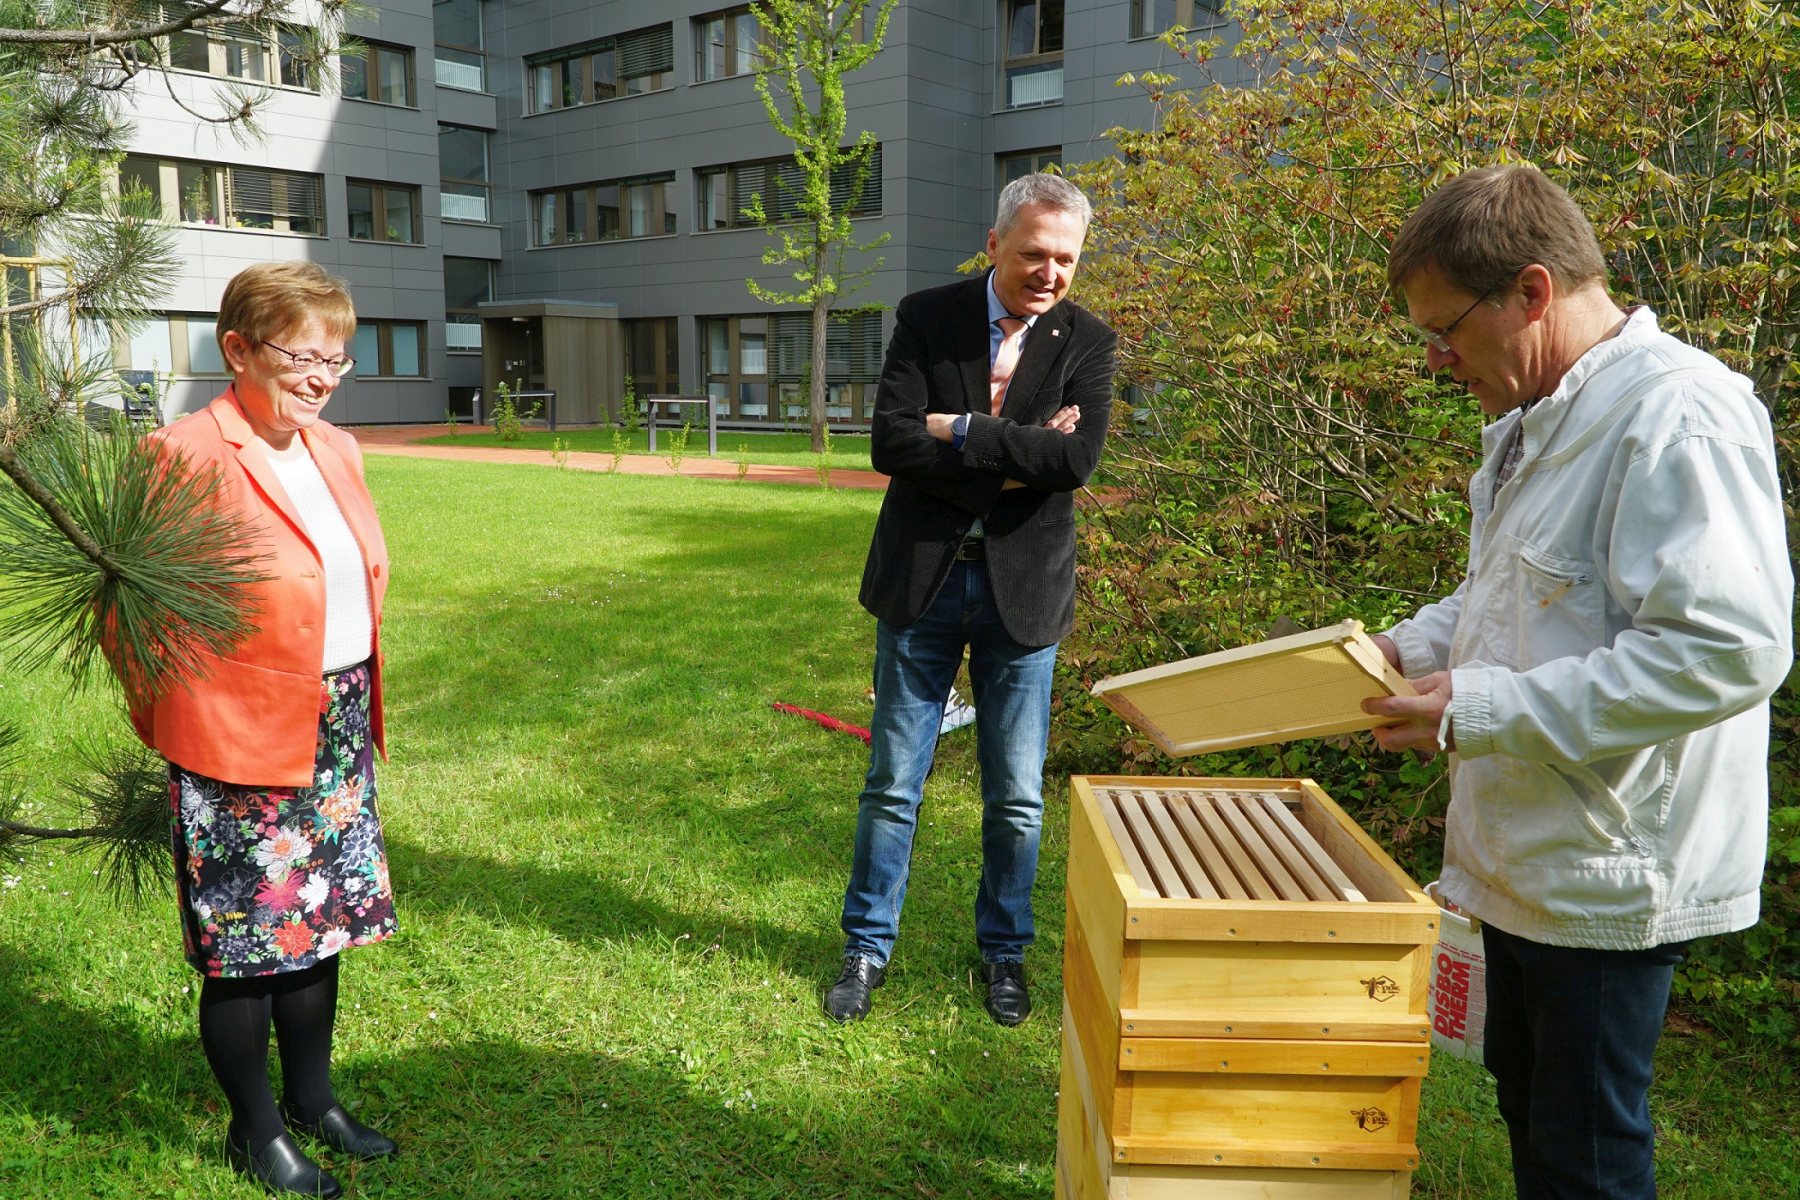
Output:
[{"xmin": 1090, "ymin": 621, "xmax": 1416, "ymax": 757}]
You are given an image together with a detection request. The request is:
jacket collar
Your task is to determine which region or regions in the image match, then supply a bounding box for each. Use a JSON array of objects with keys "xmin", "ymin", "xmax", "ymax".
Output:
[
  {"xmin": 206, "ymin": 386, "xmax": 366, "ymax": 563},
  {"xmin": 961, "ymin": 269, "xmax": 1074, "ymax": 418}
]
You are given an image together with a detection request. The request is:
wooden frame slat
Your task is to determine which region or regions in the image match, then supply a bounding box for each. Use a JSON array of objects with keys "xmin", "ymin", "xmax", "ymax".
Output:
[
  {"xmin": 1095, "ymin": 790, "xmax": 1159, "ymax": 897},
  {"xmin": 1120, "ymin": 792, "xmax": 1191, "ymax": 899},
  {"xmin": 1170, "ymin": 794, "xmax": 1249, "ymax": 900},
  {"xmin": 1263, "ymin": 795, "xmax": 1367, "ymax": 902},
  {"xmin": 1190, "ymin": 795, "xmax": 1279, "ymax": 900},
  {"xmin": 1141, "ymin": 792, "xmax": 1220, "ymax": 899},
  {"xmin": 1242, "ymin": 794, "xmax": 1337, "ymax": 901},
  {"xmin": 1215, "ymin": 794, "xmax": 1308, "ymax": 900}
]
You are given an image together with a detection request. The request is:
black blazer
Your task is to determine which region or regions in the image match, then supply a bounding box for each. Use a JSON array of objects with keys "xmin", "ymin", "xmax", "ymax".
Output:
[{"xmin": 859, "ymin": 272, "xmax": 1118, "ymax": 646}]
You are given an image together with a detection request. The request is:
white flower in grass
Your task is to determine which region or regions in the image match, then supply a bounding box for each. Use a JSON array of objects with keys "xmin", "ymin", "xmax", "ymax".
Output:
[
  {"xmin": 298, "ymin": 873, "xmax": 330, "ymax": 913},
  {"xmin": 254, "ymin": 828, "xmax": 313, "ymax": 872}
]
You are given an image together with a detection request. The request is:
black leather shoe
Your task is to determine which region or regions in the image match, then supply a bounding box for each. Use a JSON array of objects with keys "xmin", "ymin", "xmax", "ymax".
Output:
[
  {"xmin": 282, "ymin": 1102, "xmax": 399, "ymax": 1160},
  {"xmin": 822, "ymin": 955, "xmax": 886, "ymax": 1023},
  {"xmin": 225, "ymin": 1129, "xmax": 343, "ymax": 1198},
  {"xmin": 983, "ymin": 961, "xmax": 1032, "ymax": 1027}
]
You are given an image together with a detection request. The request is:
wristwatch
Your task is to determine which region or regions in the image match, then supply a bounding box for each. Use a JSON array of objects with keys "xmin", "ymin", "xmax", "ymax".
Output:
[{"xmin": 951, "ymin": 412, "xmax": 970, "ymax": 450}]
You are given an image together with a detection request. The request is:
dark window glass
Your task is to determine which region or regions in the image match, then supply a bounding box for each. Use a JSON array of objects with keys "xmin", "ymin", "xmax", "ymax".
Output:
[
  {"xmin": 443, "ymin": 257, "xmax": 494, "ymax": 311},
  {"xmin": 120, "ymin": 156, "xmax": 162, "ymax": 208},
  {"xmin": 171, "ymin": 30, "xmax": 210, "ymax": 71},
  {"xmin": 433, "ymin": 0, "xmax": 483, "ymax": 50},
  {"xmin": 438, "ymin": 126, "xmax": 488, "ymax": 183},
  {"xmin": 278, "ymin": 28, "xmax": 310, "ymax": 87},
  {"xmin": 341, "ymin": 47, "xmax": 368, "ymax": 98},
  {"xmin": 347, "ymin": 183, "xmax": 374, "ymax": 240}
]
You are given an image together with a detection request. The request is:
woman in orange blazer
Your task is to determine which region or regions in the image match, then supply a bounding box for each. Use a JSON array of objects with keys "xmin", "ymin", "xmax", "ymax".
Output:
[{"xmin": 134, "ymin": 262, "xmax": 396, "ymax": 1199}]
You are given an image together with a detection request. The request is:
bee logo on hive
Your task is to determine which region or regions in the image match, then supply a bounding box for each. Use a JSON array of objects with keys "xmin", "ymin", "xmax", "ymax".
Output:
[
  {"xmin": 1360, "ymin": 975, "xmax": 1400, "ymax": 1001},
  {"xmin": 1352, "ymin": 1107, "xmax": 1391, "ymax": 1132}
]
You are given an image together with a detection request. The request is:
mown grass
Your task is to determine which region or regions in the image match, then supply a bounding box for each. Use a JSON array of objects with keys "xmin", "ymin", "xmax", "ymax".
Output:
[
  {"xmin": 1, "ymin": 456, "xmax": 1794, "ymax": 1198},
  {"xmin": 416, "ymin": 429, "xmax": 876, "ymax": 471}
]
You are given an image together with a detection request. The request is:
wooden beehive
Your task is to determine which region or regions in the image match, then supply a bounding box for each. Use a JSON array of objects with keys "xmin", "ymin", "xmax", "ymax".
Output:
[
  {"xmin": 1089, "ymin": 621, "xmax": 1416, "ymax": 758},
  {"xmin": 1058, "ymin": 776, "xmax": 1440, "ymax": 1199}
]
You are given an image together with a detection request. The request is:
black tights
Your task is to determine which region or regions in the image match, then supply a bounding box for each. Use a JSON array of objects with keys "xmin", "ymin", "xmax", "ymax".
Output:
[{"xmin": 198, "ymin": 955, "xmax": 340, "ymax": 1152}]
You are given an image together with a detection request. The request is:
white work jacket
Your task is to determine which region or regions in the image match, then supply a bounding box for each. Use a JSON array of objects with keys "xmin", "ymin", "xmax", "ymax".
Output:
[{"xmin": 1383, "ymin": 308, "xmax": 1793, "ymax": 950}]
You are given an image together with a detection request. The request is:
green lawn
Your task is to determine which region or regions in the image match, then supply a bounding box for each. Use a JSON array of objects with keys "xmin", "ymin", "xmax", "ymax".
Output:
[
  {"xmin": 416, "ymin": 428, "xmax": 877, "ymax": 471},
  {"xmin": 1, "ymin": 458, "xmax": 1794, "ymax": 1198}
]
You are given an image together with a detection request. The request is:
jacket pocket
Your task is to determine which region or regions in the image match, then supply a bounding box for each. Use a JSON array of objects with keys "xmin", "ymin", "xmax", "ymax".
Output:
[{"xmin": 1513, "ymin": 544, "xmax": 1604, "ymax": 666}]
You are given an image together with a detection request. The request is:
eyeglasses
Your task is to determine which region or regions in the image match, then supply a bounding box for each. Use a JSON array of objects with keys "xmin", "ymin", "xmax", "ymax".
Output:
[
  {"xmin": 1412, "ymin": 287, "xmax": 1499, "ymax": 354},
  {"xmin": 260, "ymin": 340, "xmax": 355, "ymax": 377}
]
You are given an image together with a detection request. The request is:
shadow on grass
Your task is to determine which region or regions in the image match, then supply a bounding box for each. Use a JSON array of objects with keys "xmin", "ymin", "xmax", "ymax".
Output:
[{"xmin": 0, "ymin": 944, "xmax": 1051, "ymax": 1199}]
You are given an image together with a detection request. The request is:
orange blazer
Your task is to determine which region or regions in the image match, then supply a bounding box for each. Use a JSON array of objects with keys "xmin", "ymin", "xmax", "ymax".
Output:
[{"xmin": 129, "ymin": 389, "xmax": 390, "ymax": 787}]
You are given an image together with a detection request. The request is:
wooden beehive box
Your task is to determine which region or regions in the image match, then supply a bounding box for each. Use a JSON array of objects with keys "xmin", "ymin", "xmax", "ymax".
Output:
[
  {"xmin": 1089, "ymin": 621, "xmax": 1416, "ymax": 758},
  {"xmin": 1058, "ymin": 776, "xmax": 1440, "ymax": 1199}
]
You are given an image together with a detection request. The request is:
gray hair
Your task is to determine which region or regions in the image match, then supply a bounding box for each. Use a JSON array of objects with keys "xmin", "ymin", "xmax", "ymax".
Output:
[{"xmin": 995, "ymin": 173, "xmax": 1092, "ymax": 238}]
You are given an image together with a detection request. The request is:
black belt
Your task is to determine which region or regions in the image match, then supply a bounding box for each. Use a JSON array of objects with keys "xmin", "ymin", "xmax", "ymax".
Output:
[{"xmin": 955, "ymin": 538, "xmax": 986, "ymax": 561}]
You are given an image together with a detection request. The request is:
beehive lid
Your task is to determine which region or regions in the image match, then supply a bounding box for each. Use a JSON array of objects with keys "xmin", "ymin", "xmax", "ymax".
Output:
[{"xmin": 1090, "ymin": 620, "xmax": 1416, "ymax": 757}]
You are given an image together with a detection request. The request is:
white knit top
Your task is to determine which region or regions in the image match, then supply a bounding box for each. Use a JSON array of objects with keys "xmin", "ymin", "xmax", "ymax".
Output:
[{"xmin": 264, "ymin": 443, "xmax": 374, "ymax": 673}]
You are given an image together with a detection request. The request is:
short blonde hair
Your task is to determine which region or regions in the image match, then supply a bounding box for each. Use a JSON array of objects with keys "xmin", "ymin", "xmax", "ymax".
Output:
[{"xmin": 216, "ymin": 262, "xmax": 357, "ymax": 363}]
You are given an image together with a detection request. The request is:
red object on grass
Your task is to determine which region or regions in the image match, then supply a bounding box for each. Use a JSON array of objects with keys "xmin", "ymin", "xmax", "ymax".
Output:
[{"xmin": 772, "ymin": 702, "xmax": 872, "ymax": 745}]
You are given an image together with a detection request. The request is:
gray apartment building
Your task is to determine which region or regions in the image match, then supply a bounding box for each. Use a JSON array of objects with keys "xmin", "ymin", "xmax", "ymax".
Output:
[{"xmin": 109, "ymin": 0, "xmax": 1224, "ymax": 427}]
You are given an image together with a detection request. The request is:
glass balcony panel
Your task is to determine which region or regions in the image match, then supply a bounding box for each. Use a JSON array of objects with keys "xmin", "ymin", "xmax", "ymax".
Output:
[
  {"xmin": 440, "ymin": 189, "xmax": 489, "ymax": 223},
  {"xmin": 446, "ymin": 318, "xmax": 482, "ymax": 351},
  {"xmin": 434, "ymin": 51, "xmax": 485, "ymax": 91},
  {"xmin": 1007, "ymin": 63, "xmax": 1063, "ymax": 108}
]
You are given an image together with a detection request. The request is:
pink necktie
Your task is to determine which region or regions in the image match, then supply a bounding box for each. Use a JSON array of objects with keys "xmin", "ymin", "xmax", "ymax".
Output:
[{"xmin": 990, "ymin": 318, "xmax": 1027, "ymax": 416}]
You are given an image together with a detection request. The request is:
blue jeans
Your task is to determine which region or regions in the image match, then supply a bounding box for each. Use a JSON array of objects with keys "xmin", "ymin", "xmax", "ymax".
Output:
[
  {"xmin": 839, "ymin": 560, "xmax": 1058, "ymax": 968},
  {"xmin": 1483, "ymin": 923, "xmax": 1686, "ymax": 1200}
]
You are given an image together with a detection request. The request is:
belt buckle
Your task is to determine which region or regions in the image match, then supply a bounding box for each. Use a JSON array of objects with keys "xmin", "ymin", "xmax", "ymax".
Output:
[{"xmin": 957, "ymin": 538, "xmax": 985, "ymax": 562}]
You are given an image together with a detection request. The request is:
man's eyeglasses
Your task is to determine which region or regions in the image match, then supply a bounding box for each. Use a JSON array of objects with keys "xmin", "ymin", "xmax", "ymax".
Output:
[
  {"xmin": 1412, "ymin": 286, "xmax": 1499, "ymax": 354},
  {"xmin": 260, "ymin": 340, "xmax": 355, "ymax": 378}
]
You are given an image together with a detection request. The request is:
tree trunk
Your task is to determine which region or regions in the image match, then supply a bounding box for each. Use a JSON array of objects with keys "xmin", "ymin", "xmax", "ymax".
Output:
[{"xmin": 809, "ymin": 278, "xmax": 830, "ymax": 454}]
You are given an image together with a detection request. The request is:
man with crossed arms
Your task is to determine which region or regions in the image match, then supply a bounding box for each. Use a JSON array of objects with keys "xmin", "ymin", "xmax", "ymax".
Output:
[{"xmin": 824, "ymin": 174, "xmax": 1118, "ymax": 1026}]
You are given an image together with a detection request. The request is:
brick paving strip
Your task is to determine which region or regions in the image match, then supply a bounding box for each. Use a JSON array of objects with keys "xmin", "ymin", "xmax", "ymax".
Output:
[{"xmin": 348, "ymin": 424, "xmax": 890, "ymax": 491}]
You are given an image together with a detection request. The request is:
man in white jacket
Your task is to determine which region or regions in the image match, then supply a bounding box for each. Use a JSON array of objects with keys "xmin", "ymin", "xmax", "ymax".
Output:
[{"xmin": 1365, "ymin": 166, "xmax": 1792, "ymax": 1199}]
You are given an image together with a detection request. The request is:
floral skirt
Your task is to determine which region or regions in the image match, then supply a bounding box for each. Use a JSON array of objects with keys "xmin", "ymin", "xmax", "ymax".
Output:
[{"xmin": 170, "ymin": 660, "xmax": 397, "ymax": 978}]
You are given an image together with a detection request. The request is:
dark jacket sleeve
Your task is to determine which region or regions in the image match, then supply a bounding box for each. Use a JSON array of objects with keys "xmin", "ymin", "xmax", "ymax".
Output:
[
  {"xmin": 869, "ymin": 298, "xmax": 1008, "ymax": 516},
  {"xmin": 959, "ymin": 321, "xmax": 1117, "ymax": 492}
]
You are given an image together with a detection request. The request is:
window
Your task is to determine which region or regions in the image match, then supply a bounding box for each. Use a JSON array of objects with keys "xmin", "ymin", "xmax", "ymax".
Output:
[
  {"xmin": 525, "ymin": 24, "xmax": 673, "ymax": 112},
  {"xmin": 700, "ymin": 316, "xmax": 767, "ymax": 418},
  {"xmin": 167, "ymin": 22, "xmax": 317, "ymax": 89},
  {"xmin": 342, "ymin": 40, "xmax": 415, "ymax": 106},
  {"xmin": 434, "ymin": 0, "xmax": 486, "ymax": 90},
  {"xmin": 694, "ymin": 7, "xmax": 759, "ymax": 81},
  {"xmin": 444, "ymin": 257, "xmax": 493, "ymax": 352},
  {"xmin": 227, "ymin": 168, "xmax": 324, "ymax": 234},
  {"xmin": 531, "ymin": 175, "xmax": 675, "ymax": 245},
  {"xmin": 1131, "ymin": 0, "xmax": 1218, "ymax": 37},
  {"xmin": 696, "ymin": 145, "xmax": 883, "ymax": 229},
  {"xmin": 346, "ymin": 181, "xmax": 421, "ymax": 243},
  {"xmin": 439, "ymin": 125, "xmax": 490, "ymax": 223},
  {"xmin": 1001, "ymin": 148, "xmax": 1063, "ymax": 184},
  {"xmin": 351, "ymin": 321, "xmax": 426, "ymax": 377},
  {"xmin": 624, "ymin": 317, "xmax": 681, "ymax": 395},
  {"xmin": 1003, "ymin": 0, "xmax": 1063, "ymax": 109}
]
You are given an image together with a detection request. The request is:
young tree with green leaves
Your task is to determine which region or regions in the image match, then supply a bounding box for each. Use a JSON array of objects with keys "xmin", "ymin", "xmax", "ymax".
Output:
[
  {"xmin": 0, "ymin": 0, "xmax": 342, "ymax": 890},
  {"xmin": 746, "ymin": 0, "xmax": 896, "ymax": 453}
]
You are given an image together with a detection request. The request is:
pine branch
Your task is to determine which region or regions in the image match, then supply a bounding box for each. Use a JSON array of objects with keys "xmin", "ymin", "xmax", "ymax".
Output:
[{"xmin": 0, "ymin": 444, "xmax": 123, "ymax": 576}]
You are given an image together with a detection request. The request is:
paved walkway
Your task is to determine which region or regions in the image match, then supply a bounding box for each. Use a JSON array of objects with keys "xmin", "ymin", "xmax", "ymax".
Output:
[{"xmin": 350, "ymin": 424, "xmax": 890, "ymax": 491}]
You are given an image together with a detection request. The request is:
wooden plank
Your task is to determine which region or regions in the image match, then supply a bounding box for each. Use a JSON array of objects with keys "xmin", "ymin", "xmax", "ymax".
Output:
[
  {"xmin": 1141, "ymin": 791, "xmax": 1219, "ymax": 899},
  {"xmin": 1096, "ymin": 790, "xmax": 1160, "ymax": 897},
  {"xmin": 1123, "ymin": 898, "xmax": 1440, "ymax": 945},
  {"xmin": 1215, "ymin": 794, "xmax": 1309, "ymax": 900},
  {"xmin": 1067, "ymin": 782, "xmax": 1128, "ymax": 1015},
  {"xmin": 1263, "ymin": 795, "xmax": 1367, "ymax": 902},
  {"xmin": 1064, "ymin": 894, "xmax": 1122, "ymax": 1135},
  {"xmin": 1118, "ymin": 1037, "xmax": 1430, "ymax": 1077},
  {"xmin": 1098, "ymin": 1164, "xmax": 1411, "ymax": 1200},
  {"xmin": 1170, "ymin": 793, "xmax": 1247, "ymax": 899},
  {"xmin": 1131, "ymin": 939, "xmax": 1430, "ymax": 1029},
  {"xmin": 1120, "ymin": 1070, "xmax": 1412, "ymax": 1151},
  {"xmin": 1243, "ymin": 795, "xmax": 1337, "ymax": 901},
  {"xmin": 1115, "ymin": 1137, "xmax": 1420, "ymax": 1173},
  {"xmin": 1060, "ymin": 1001, "xmax": 1117, "ymax": 1197},
  {"xmin": 1119, "ymin": 1010, "xmax": 1431, "ymax": 1043},
  {"xmin": 1190, "ymin": 794, "xmax": 1279, "ymax": 901},
  {"xmin": 1119, "ymin": 792, "xmax": 1190, "ymax": 899}
]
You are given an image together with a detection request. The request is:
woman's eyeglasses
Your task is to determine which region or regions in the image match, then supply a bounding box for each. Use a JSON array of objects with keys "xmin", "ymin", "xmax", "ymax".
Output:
[{"xmin": 260, "ymin": 340, "xmax": 355, "ymax": 378}]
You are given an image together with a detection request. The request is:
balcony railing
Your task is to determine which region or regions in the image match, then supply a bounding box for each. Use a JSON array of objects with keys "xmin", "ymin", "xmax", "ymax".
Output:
[
  {"xmin": 1006, "ymin": 63, "xmax": 1063, "ymax": 108},
  {"xmin": 434, "ymin": 54, "xmax": 485, "ymax": 92},
  {"xmin": 445, "ymin": 319, "xmax": 482, "ymax": 351},
  {"xmin": 440, "ymin": 191, "xmax": 489, "ymax": 223}
]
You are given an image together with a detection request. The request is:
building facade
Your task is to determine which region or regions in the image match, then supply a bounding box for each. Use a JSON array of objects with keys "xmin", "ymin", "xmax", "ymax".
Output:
[{"xmin": 118, "ymin": 0, "xmax": 1228, "ymax": 426}]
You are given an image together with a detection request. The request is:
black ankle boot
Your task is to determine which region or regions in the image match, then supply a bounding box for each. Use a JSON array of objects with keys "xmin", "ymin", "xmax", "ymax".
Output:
[
  {"xmin": 282, "ymin": 1102, "xmax": 399, "ymax": 1160},
  {"xmin": 225, "ymin": 1129, "xmax": 343, "ymax": 1198}
]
